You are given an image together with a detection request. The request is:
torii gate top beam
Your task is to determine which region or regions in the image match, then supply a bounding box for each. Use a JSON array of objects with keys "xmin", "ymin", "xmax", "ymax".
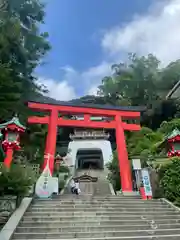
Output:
[
  {"xmin": 28, "ymin": 101, "xmax": 144, "ymax": 131},
  {"xmin": 28, "ymin": 101, "xmax": 144, "ymax": 118}
]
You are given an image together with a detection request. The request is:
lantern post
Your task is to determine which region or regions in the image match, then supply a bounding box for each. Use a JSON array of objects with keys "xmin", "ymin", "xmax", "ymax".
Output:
[{"xmin": 0, "ymin": 116, "xmax": 26, "ymax": 168}]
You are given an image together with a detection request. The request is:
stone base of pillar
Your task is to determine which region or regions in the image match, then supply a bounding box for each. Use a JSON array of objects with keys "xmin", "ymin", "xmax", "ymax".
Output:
[{"xmin": 122, "ymin": 191, "xmax": 140, "ymax": 196}]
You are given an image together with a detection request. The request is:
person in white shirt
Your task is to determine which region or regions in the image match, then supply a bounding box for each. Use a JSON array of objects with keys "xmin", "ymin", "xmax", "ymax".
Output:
[
  {"xmin": 74, "ymin": 180, "xmax": 81, "ymax": 195},
  {"xmin": 69, "ymin": 178, "xmax": 76, "ymax": 194}
]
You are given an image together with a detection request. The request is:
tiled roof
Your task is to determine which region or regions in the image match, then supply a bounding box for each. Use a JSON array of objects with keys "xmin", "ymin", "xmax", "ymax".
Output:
[
  {"xmin": 29, "ymin": 96, "xmax": 146, "ymax": 112},
  {"xmin": 166, "ymin": 128, "xmax": 180, "ymax": 140},
  {"xmin": 0, "ymin": 117, "xmax": 26, "ymax": 130}
]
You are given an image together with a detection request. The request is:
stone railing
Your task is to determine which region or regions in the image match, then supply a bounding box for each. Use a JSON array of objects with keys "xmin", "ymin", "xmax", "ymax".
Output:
[
  {"xmin": 0, "ymin": 163, "xmax": 40, "ymax": 229},
  {"xmin": 0, "ymin": 196, "xmax": 17, "ymax": 230}
]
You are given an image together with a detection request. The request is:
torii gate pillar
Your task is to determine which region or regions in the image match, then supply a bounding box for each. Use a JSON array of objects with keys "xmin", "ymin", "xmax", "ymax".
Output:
[
  {"xmin": 43, "ymin": 109, "xmax": 58, "ymax": 173},
  {"xmin": 115, "ymin": 115, "xmax": 132, "ymax": 193}
]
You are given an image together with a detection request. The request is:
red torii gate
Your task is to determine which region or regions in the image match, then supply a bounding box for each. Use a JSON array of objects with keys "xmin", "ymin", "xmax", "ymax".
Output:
[{"xmin": 28, "ymin": 101, "xmax": 143, "ymax": 193}]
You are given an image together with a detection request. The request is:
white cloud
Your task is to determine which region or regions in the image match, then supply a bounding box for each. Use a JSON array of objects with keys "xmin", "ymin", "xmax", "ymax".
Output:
[
  {"xmin": 39, "ymin": 62, "xmax": 111, "ymax": 100},
  {"xmin": 88, "ymin": 85, "xmax": 99, "ymax": 96},
  {"xmin": 41, "ymin": 0, "xmax": 180, "ymax": 99},
  {"xmin": 102, "ymin": 0, "xmax": 180, "ymax": 65},
  {"xmin": 81, "ymin": 62, "xmax": 111, "ymax": 89},
  {"xmin": 38, "ymin": 77, "xmax": 77, "ymax": 101}
]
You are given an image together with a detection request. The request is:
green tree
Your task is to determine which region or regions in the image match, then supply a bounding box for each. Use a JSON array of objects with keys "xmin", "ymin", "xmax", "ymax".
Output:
[
  {"xmin": 158, "ymin": 118, "xmax": 180, "ymax": 135},
  {"xmin": 159, "ymin": 158, "xmax": 180, "ymax": 206},
  {"xmin": 0, "ymin": 0, "xmax": 51, "ymax": 163},
  {"xmin": 98, "ymin": 54, "xmax": 161, "ymax": 107},
  {"xmin": 0, "ymin": 0, "xmax": 50, "ymax": 121},
  {"xmin": 106, "ymin": 151, "xmax": 121, "ymax": 191},
  {"xmin": 127, "ymin": 127, "xmax": 163, "ymax": 158},
  {"xmin": 98, "ymin": 54, "xmax": 180, "ymax": 129}
]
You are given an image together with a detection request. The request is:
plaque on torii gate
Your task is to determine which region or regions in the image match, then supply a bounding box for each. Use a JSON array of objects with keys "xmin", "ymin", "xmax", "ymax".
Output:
[{"xmin": 27, "ymin": 100, "xmax": 144, "ymax": 194}]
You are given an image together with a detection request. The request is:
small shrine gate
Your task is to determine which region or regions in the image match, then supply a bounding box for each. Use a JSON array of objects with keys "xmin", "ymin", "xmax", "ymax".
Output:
[{"xmin": 28, "ymin": 101, "xmax": 144, "ymax": 193}]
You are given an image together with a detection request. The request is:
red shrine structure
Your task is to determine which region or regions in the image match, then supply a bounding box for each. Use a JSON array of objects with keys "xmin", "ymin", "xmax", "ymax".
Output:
[
  {"xmin": 28, "ymin": 101, "xmax": 144, "ymax": 193},
  {"xmin": 0, "ymin": 116, "xmax": 26, "ymax": 167},
  {"xmin": 164, "ymin": 129, "xmax": 180, "ymax": 157}
]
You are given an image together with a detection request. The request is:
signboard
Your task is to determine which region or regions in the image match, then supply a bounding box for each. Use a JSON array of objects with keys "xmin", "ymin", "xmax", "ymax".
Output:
[
  {"xmin": 35, "ymin": 154, "xmax": 54, "ymax": 198},
  {"xmin": 142, "ymin": 169, "xmax": 152, "ymax": 196},
  {"xmin": 132, "ymin": 159, "xmax": 141, "ymax": 170}
]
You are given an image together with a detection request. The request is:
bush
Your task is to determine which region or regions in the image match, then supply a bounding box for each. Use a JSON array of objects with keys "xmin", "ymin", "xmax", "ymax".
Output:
[
  {"xmin": 59, "ymin": 180, "xmax": 65, "ymax": 191},
  {"xmin": 159, "ymin": 119, "xmax": 180, "ymax": 135},
  {"xmin": 159, "ymin": 157, "xmax": 180, "ymax": 205},
  {"xmin": 59, "ymin": 165, "xmax": 70, "ymax": 173},
  {"xmin": 106, "ymin": 151, "xmax": 121, "ymax": 191},
  {"xmin": 54, "ymin": 165, "xmax": 70, "ymax": 178},
  {"xmin": 0, "ymin": 164, "xmax": 36, "ymax": 198},
  {"xmin": 127, "ymin": 127, "xmax": 163, "ymax": 157}
]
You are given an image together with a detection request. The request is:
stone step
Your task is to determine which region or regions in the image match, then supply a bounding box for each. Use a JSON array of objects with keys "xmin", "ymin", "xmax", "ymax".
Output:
[
  {"xmin": 12, "ymin": 228, "xmax": 180, "ymax": 239},
  {"xmin": 55, "ymin": 193, "xmax": 141, "ymax": 201},
  {"xmin": 28, "ymin": 207, "xmax": 175, "ymax": 213},
  {"xmin": 32, "ymin": 204, "xmax": 167, "ymax": 209},
  {"xmin": 19, "ymin": 219, "xmax": 180, "ymax": 227},
  {"xmin": 31, "ymin": 205, "xmax": 169, "ymax": 210},
  {"xmin": 16, "ymin": 223, "xmax": 180, "ymax": 233},
  {"xmin": 34, "ymin": 199, "xmax": 158, "ymax": 203},
  {"xmin": 20, "ymin": 218, "xmax": 180, "ymax": 226},
  {"xmin": 34, "ymin": 197, "xmax": 154, "ymax": 200},
  {"xmin": 32, "ymin": 202, "xmax": 166, "ymax": 207},
  {"xmin": 22, "ymin": 214, "xmax": 180, "ymax": 221},
  {"xmin": 11, "ymin": 235, "xmax": 180, "ymax": 240},
  {"xmin": 33, "ymin": 196, "xmax": 155, "ymax": 199},
  {"xmin": 35, "ymin": 195, "xmax": 151, "ymax": 198},
  {"xmin": 24, "ymin": 210, "xmax": 178, "ymax": 216}
]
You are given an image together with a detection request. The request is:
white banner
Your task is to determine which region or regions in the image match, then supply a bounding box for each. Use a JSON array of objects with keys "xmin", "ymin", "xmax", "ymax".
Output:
[
  {"xmin": 35, "ymin": 154, "xmax": 54, "ymax": 198},
  {"xmin": 52, "ymin": 177, "xmax": 59, "ymax": 194},
  {"xmin": 132, "ymin": 159, "xmax": 142, "ymax": 170},
  {"xmin": 142, "ymin": 169, "xmax": 152, "ymax": 196}
]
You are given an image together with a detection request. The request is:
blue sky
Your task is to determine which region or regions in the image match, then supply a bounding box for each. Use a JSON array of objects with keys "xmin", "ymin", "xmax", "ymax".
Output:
[{"xmin": 37, "ymin": 0, "xmax": 180, "ymax": 100}]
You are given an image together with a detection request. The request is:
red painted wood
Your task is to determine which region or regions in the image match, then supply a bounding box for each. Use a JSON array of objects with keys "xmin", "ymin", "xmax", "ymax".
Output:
[
  {"xmin": 28, "ymin": 116, "xmax": 49, "ymax": 124},
  {"xmin": 43, "ymin": 109, "xmax": 58, "ymax": 174},
  {"xmin": 168, "ymin": 136, "xmax": 180, "ymax": 142},
  {"xmin": 122, "ymin": 122, "xmax": 141, "ymax": 131},
  {"xmin": 58, "ymin": 118, "xmax": 116, "ymax": 129},
  {"xmin": 28, "ymin": 116, "xmax": 140, "ymax": 131},
  {"xmin": 28, "ymin": 102, "xmax": 140, "ymax": 118},
  {"xmin": 4, "ymin": 147, "xmax": 13, "ymax": 168},
  {"xmin": 140, "ymin": 187, "xmax": 147, "ymax": 200},
  {"xmin": 115, "ymin": 115, "xmax": 133, "ymax": 192}
]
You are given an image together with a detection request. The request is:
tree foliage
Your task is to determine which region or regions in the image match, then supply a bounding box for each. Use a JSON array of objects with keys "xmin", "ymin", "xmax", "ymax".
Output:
[
  {"xmin": 0, "ymin": 164, "xmax": 36, "ymax": 197},
  {"xmin": 106, "ymin": 151, "xmax": 121, "ymax": 191},
  {"xmin": 159, "ymin": 158, "xmax": 180, "ymax": 206},
  {"xmin": 127, "ymin": 127, "xmax": 163, "ymax": 157},
  {"xmin": 158, "ymin": 119, "xmax": 180, "ymax": 135},
  {"xmin": 0, "ymin": 0, "xmax": 50, "ymax": 121},
  {"xmin": 0, "ymin": 0, "xmax": 51, "ymax": 163},
  {"xmin": 98, "ymin": 54, "xmax": 180, "ymax": 129}
]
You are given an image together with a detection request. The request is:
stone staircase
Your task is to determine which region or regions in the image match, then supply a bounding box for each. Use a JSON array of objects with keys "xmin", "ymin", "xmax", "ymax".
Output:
[
  {"xmin": 76, "ymin": 169, "xmax": 111, "ymax": 195},
  {"xmin": 12, "ymin": 194, "xmax": 180, "ymax": 239}
]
